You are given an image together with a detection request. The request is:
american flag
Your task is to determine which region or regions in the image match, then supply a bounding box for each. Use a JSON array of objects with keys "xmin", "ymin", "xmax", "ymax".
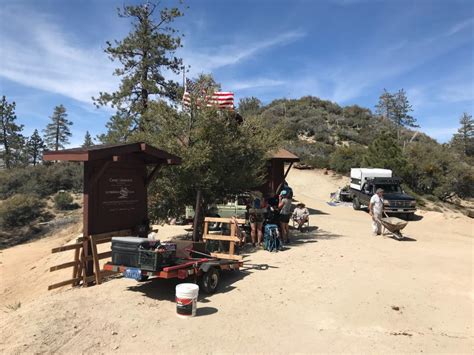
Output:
[{"xmin": 182, "ymin": 78, "xmax": 234, "ymax": 110}]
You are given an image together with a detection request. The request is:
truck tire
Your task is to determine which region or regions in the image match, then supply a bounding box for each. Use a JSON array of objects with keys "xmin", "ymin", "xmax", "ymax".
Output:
[{"xmin": 352, "ymin": 197, "xmax": 361, "ymax": 210}]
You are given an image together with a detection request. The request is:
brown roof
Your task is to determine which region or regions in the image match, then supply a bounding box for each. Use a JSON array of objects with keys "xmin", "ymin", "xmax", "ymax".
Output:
[
  {"xmin": 270, "ymin": 148, "xmax": 300, "ymax": 162},
  {"xmin": 43, "ymin": 142, "xmax": 181, "ymax": 165}
]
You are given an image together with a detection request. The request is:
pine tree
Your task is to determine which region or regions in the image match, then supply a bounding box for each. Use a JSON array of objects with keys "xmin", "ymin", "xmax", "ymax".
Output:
[
  {"xmin": 82, "ymin": 131, "xmax": 94, "ymax": 148},
  {"xmin": 26, "ymin": 129, "xmax": 46, "ymax": 166},
  {"xmin": 451, "ymin": 112, "xmax": 474, "ymax": 157},
  {"xmin": 375, "ymin": 89, "xmax": 418, "ymax": 141},
  {"xmin": 43, "ymin": 105, "xmax": 72, "ymax": 151},
  {"xmin": 375, "ymin": 89, "xmax": 394, "ymax": 121},
  {"xmin": 0, "ymin": 96, "xmax": 24, "ymax": 169},
  {"xmin": 93, "ymin": 2, "xmax": 184, "ymax": 142},
  {"xmin": 363, "ymin": 132, "xmax": 407, "ymax": 177}
]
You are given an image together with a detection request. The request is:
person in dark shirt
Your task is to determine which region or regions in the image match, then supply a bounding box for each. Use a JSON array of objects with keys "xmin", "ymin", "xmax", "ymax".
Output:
[{"xmin": 278, "ymin": 190, "xmax": 292, "ymax": 243}]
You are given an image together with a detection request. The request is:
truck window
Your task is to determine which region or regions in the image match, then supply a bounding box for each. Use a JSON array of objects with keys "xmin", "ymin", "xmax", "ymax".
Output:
[{"xmin": 377, "ymin": 184, "xmax": 401, "ymax": 193}]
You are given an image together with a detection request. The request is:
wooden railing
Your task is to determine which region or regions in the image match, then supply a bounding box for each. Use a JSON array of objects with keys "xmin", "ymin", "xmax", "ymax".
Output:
[{"xmin": 48, "ymin": 229, "xmax": 132, "ymax": 290}]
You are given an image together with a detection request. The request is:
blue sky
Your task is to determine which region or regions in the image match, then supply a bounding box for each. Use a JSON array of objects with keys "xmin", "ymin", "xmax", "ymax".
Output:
[{"xmin": 0, "ymin": 0, "xmax": 473, "ymax": 146}]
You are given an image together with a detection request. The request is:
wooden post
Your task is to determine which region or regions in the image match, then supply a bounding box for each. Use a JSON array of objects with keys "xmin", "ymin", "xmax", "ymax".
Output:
[
  {"xmin": 90, "ymin": 236, "xmax": 101, "ymax": 285},
  {"xmin": 229, "ymin": 222, "xmax": 236, "ymax": 256},
  {"xmin": 72, "ymin": 246, "xmax": 79, "ymax": 279},
  {"xmin": 192, "ymin": 189, "xmax": 203, "ymax": 242},
  {"xmin": 276, "ymin": 162, "xmax": 294, "ymax": 194},
  {"xmin": 83, "ymin": 163, "xmax": 94, "ymax": 280}
]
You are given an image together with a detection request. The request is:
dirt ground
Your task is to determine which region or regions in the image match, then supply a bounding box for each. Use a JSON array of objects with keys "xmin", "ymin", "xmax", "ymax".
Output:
[{"xmin": 0, "ymin": 169, "xmax": 472, "ymax": 354}]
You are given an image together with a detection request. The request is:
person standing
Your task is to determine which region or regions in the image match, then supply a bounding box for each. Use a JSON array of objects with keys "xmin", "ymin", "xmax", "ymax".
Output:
[
  {"xmin": 248, "ymin": 191, "xmax": 265, "ymax": 247},
  {"xmin": 278, "ymin": 190, "xmax": 292, "ymax": 243},
  {"xmin": 369, "ymin": 188, "xmax": 384, "ymax": 236}
]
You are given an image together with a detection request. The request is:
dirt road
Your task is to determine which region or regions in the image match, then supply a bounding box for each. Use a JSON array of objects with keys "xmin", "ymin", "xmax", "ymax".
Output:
[{"xmin": 1, "ymin": 169, "xmax": 472, "ymax": 353}]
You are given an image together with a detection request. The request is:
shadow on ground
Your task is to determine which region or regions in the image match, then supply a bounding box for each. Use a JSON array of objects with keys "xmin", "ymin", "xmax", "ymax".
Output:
[
  {"xmin": 125, "ymin": 268, "xmax": 251, "ymax": 302},
  {"xmin": 291, "ymin": 199, "xmax": 329, "ymax": 216},
  {"xmin": 239, "ymin": 226, "xmax": 343, "ymax": 256},
  {"xmin": 384, "ymin": 234, "xmax": 417, "ymax": 242},
  {"xmin": 408, "ymin": 214, "xmax": 424, "ymax": 221},
  {"xmin": 289, "ymin": 227, "xmax": 343, "ymax": 244},
  {"xmin": 359, "ymin": 209, "xmax": 424, "ymax": 222}
]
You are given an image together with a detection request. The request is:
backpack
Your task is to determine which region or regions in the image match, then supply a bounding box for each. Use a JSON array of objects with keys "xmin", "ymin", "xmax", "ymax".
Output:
[{"xmin": 263, "ymin": 224, "xmax": 282, "ymax": 252}]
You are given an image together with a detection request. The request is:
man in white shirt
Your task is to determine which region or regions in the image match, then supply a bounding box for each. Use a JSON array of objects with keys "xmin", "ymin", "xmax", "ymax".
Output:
[{"xmin": 369, "ymin": 188, "xmax": 384, "ymax": 236}]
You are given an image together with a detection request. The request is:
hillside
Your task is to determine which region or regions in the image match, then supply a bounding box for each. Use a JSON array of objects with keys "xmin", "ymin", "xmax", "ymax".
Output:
[
  {"xmin": 247, "ymin": 96, "xmax": 473, "ymax": 204},
  {"xmin": 258, "ymin": 96, "xmax": 436, "ymax": 165}
]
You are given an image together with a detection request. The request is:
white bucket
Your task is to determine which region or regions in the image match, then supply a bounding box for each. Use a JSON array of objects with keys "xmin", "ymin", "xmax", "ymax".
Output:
[{"xmin": 176, "ymin": 283, "xmax": 199, "ymax": 318}]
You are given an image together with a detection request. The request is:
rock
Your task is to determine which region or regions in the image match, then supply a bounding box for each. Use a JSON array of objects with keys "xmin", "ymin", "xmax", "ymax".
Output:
[
  {"xmin": 391, "ymin": 306, "xmax": 400, "ymax": 311},
  {"xmin": 112, "ymin": 331, "xmax": 118, "ymax": 335}
]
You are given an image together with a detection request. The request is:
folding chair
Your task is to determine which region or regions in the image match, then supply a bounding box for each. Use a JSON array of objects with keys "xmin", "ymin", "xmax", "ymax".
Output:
[{"xmin": 292, "ymin": 215, "xmax": 310, "ymax": 230}]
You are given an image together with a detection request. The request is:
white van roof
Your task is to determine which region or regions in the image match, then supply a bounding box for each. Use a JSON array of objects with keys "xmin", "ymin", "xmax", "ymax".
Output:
[
  {"xmin": 350, "ymin": 168, "xmax": 392, "ymax": 178},
  {"xmin": 358, "ymin": 168, "xmax": 392, "ymax": 175}
]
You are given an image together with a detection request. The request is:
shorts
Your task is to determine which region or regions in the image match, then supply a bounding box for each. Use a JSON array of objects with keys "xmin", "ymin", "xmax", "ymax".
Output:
[
  {"xmin": 249, "ymin": 214, "xmax": 264, "ymax": 224},
  {"xmin": 279, "ymin": 214, "xmax": 290, "ymax": 223}
]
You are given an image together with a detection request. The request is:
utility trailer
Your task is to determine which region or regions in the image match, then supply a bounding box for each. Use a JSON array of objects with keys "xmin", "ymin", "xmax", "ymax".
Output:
[{"xmin": 103, "ymin": 256, "xmax": 243, "ymax": 294}]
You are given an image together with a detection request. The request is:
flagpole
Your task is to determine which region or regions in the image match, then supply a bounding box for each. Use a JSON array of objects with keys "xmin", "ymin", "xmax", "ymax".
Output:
[{"xmin": 182, "ymin": 64, "xmax": 186, "ymax": 90}]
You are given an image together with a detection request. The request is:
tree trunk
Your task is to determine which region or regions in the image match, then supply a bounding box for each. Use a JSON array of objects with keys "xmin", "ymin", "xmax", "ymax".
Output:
[
  {"xmin": 139, "ymin": 45, "xmax": 149, "ymax": 132},
  {"xmin": 55, "ymin": 120, "xmax": 60, "ymax": 151},
  {"xmin": 32, "ymin": 144, "xmax": 37, "ymax": 166},
  {"xmin": 2, "ymin": 121, "xmax": 10, "ymax": 169},
  {"xmin": 192, "ymin": 189, "xmax": 203, "ymax": 242}
]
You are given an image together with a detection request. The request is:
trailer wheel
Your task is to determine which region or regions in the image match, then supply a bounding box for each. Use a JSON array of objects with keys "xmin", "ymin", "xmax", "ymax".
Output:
[
  {"xmin": 352, "ymin": 197, "xmax": 361, "ymax": 210},
  {"xmin": 200, "ymin": 267, "xmax": 220, "ymax": 294}
]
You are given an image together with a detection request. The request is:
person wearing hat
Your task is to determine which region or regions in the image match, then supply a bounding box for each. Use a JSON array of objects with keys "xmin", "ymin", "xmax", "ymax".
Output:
[
  {"xmin": 292, "ymin": 203, "xmax": 309, "ymax": 232},
  {"xmin": 278, "ymin": 189, "xmax": 292, "ymax": 243},
  {"xmin": 369, "ymin": 188, "xmax": 384, "ymax": 236}
]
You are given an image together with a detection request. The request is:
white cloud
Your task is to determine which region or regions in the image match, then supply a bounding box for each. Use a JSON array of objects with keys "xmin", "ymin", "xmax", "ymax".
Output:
[
  {"xmin": 181, "ymin": 30, "xmax": 306, "ymax": 76},
  {"xmin": 227, "ymin": 78, "xmax": 285, "ymax": 91},
  {"xmin": 445, "ymin": 17, "xmax": 474, "ymax": 37},
  {"xmin": 0, "ymin": 3, "xmax": 305, "ymax": 106},
  {"xmin": 0, "ymin": 5, "xmax": 119, "ymax": 105},
  {"xmin": 317, "ymin": 19, "xmax": 474, "ymax": 104},
  {"xmin": 438, "ymin": 83, "xmax": 474, "ymax": 103}
]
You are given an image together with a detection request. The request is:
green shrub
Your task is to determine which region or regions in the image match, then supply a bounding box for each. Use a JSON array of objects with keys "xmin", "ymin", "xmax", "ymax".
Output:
[
  {"xmin": 54, "ymin": 191, "xmax": 74, "ymax": 210},
  {"xmin": 0, "ymin": 163, "xmax": 82, "ymax": 199},
  {"xmin": 329, "ymin": 145, "xmax": 367, "ymax": 174},
  {"xmin": 286, "ymin": 141, "xmax": 335, "ymax": 169},
  {"xmin": 0, "ymin": 194, "xmax": 45, "ymax": 228}
]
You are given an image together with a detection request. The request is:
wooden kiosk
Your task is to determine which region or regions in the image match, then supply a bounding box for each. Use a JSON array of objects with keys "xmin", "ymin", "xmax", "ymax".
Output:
[
  {"xmin": 262, "ymin": 148, "xmax": 300, "ymax": 195},
  {"xmin": 43, "ymin": 142, "xmax": 181, "ymax": 289}
]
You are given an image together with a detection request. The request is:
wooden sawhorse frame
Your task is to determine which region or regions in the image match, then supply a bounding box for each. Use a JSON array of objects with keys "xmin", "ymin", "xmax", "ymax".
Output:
[{"xmin": 202, "ymin": 217, "xmax": 245, "ymax": 261}]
